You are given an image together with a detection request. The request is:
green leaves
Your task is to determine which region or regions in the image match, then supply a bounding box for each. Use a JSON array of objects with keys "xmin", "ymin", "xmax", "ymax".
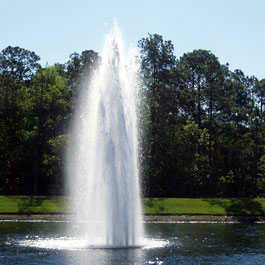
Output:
[
  {"xmin": 0, "ymin": 39, "xmax": 264, "ymax": 198},
  {"xmin": 138, "ymin": 34, "xmax": 265, "ymax": 198},
  {"xmin": 138, "ymin": 34, "xmax": 177, "ymax": 197},
  {"xmin": 0, "ymin": 46, "xmax": 40, "ymax": 81}
]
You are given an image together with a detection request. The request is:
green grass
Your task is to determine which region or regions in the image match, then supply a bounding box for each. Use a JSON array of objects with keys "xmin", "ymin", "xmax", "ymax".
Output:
[
  {"xmin": 0, "ymin": 196, "xmax": 265, "ymax": 215},
  {"xmin": 143, "ymin": 198, "xmax": 265, "ymax": 215},
  {"xmin": 0, "ymin": 196, "xmax": 68, "ymax": 214}
]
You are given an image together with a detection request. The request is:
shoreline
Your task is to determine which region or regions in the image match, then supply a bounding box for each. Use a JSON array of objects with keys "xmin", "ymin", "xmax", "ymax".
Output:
[{"xmin": 0, "ymin": 214, "xmax": 265, "ymax": 223}]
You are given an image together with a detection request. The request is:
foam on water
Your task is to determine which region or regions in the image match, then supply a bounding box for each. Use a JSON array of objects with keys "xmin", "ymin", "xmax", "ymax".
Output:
[
  {"xmin": 18, "ymin": 237, "xmax": 167, "ymax": 250},
  {"xmin": 66, "ymin": 23, "xmax": 143, "ymax": 248}
]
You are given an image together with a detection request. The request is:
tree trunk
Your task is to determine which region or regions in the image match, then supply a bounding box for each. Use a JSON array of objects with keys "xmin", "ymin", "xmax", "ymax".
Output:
[{"xmin": 208, "ymin": 82, "xmax": 214, "ymax": 196}]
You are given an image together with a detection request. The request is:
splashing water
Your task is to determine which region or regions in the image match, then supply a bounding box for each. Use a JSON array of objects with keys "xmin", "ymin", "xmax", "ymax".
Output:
[{"xmin": 66, "ymin": 23, "xmax": 144, "ymax": 248}]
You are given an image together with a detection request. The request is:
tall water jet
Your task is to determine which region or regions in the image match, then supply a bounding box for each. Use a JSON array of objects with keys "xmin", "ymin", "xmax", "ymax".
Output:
[{"xmin": 67, "ymin": 24, "xmax": 143, "ymax": 248}]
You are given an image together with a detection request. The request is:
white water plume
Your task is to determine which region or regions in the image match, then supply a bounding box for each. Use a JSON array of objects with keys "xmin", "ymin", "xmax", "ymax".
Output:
[{"xmin": 66, "ymin": 23, "xmax": 143, "ymax": 248}]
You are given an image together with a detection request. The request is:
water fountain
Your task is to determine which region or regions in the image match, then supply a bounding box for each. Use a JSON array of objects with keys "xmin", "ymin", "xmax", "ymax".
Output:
[
  {"xmin": 66, "ymin": 23, "xmax": 143, "ymax": 248},
  {"xmin": 2, "ymin": 23, "xmax": 265, "ymax": 265},
  {"xmin": 14, "ymin": 24, "xmax": 168, "ymax": 255}
]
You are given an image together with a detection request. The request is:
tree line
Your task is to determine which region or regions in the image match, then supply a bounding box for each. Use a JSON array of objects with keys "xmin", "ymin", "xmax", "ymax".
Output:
[{"xmin": 0, "ymin": 34, "xmax": 265, "ymax": 197}]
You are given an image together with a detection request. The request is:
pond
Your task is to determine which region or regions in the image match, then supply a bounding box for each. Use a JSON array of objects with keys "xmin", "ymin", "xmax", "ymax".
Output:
[{"xmin": 0, "ymin": 221, "xmax": 265, "ymax": 264}]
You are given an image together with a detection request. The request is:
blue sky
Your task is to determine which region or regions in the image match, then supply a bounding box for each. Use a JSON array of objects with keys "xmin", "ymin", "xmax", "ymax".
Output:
[{"xmin": 1, "ymin": 0, "xmax": 265, "ymax": 79}]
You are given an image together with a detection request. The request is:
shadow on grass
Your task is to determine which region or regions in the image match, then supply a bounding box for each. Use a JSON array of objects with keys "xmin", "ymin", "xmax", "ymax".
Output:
[
  {"xmin": 143, "ymin": 198, "xmax": 166, "ymax": 214},
  {"xmin": 203, "ymin": 198, "xmax": 265, "ymax": 222},
  {"xmin": 14, "ymin": 197, "xmax": 47, "ymax": 214}
]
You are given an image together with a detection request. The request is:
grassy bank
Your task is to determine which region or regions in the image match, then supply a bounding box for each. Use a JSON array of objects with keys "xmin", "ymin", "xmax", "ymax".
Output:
[
  {"xmin": 143, "ymin": 198, "xmax": 265, "ymax": 215},
  {"xmin": 0, "ymin": 196, "xmax": 265, "ymax": 215},
  {"xmin": 0, "ymin": 196, "xmax": 68, "ymax": 214}
]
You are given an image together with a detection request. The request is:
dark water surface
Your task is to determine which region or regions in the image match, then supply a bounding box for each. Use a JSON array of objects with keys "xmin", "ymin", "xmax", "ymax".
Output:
[{"xmin": 0, "ymin": 222, "xmax": 265, "ymax": 264}]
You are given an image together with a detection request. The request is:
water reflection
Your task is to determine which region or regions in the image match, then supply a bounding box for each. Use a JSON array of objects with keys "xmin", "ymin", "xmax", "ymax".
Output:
[
  {"xmin": 0, "ymin": 222, "xmax": 265, "ymax": 264},
  {"xmin": 64, "ymin": 247, "xmax": 145, "ymax": 265}
]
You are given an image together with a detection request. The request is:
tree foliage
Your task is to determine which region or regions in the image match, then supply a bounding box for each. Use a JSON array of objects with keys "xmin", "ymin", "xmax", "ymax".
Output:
[
  {"xmin": 138, "ymin": 34, "xmax": 265, "ymax": 198},
  {"xmin": 0, "ymin": 40, "xmax": 264, "ymax": 198}
]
